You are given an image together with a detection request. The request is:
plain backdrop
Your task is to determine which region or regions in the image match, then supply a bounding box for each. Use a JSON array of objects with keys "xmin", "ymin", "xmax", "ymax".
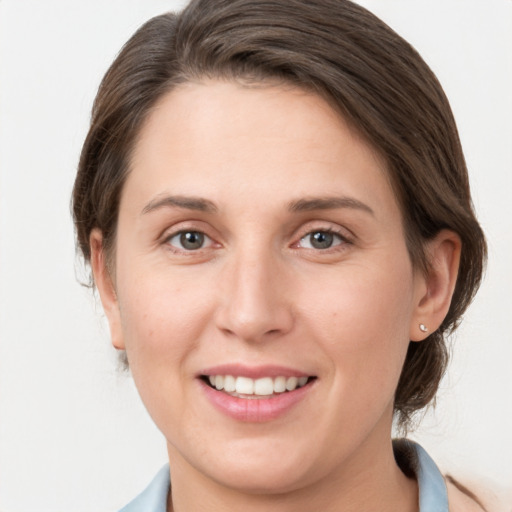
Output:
[{"xmin": 0, "ymin": 1, "xmax": 511, "ymax": 511}]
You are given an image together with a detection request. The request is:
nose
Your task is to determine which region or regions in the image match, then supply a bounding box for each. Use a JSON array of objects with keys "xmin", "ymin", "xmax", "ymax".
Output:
[{"xmin": 215, "ymin": 248, "xmax": 294, "ymax": 343}]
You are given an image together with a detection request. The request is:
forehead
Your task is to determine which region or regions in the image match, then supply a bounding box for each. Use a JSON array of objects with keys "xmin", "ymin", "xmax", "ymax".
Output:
[{"xmin": 126, "ymin": 80, "xmax": 398, "ymax": 218}]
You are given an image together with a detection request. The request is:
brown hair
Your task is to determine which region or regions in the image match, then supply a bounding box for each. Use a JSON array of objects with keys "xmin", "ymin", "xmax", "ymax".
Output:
[{"xmin": 72, "ymin": 0, "xmax": 486, "ymax": 428}]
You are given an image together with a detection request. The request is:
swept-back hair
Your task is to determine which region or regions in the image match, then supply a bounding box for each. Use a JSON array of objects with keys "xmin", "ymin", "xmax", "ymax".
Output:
[{"xmin": 73, "ymin": 0, "xmax": 486, "ymax": 427}]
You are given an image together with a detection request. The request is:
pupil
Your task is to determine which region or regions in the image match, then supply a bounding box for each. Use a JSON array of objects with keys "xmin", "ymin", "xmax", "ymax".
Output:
[
  {"xmin": 180, "ymin": 231, "xmax": 204, "ymax": 250},
  {"xmin": 311, "ymin": 231, "xmax": 333, "ymax": 249}
]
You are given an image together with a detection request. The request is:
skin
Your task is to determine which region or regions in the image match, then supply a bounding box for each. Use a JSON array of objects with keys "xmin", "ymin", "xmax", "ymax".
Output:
[{"xmin": 91, "ymin": 81, "xmax": 461, "ymax": 512}]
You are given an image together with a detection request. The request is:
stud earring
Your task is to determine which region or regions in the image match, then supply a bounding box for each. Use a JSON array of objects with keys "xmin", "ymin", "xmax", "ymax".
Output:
[{"xmin": 419, "ymin": 323, "xmax": 428, "ymax": 333}]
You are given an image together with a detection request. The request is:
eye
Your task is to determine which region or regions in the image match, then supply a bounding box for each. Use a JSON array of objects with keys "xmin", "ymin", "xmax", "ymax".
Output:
[
  {"xmin": 166, "ymin": 230, "xmax": 212, "ymax": 251},
  {"xmin": 298, "ymin": 230, "xmax": 345, "ymax": 250}
]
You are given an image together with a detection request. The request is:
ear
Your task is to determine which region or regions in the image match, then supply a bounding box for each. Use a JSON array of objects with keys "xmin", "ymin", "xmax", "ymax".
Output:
[
  {"xmin": 410, "ymin": 230, "xmax": 461, "ymax": 341},
  {"xmin": 90, "ymin": 229, "xmax": 125, "ymax": 350}
]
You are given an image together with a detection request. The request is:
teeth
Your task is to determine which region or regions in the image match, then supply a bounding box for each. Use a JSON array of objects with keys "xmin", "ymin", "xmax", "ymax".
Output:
[
  {"xmin": 224, "ymin": 375, "xmax": 236, "ymax": 392},
  {"xmin": 285, "ymin": 376, "xmax": 298, "ymax": 391},
  {"xmin": 235, "ymin": 376, "xmax": 254, "ymax": 395},
  {"xmin": 254, "ymin": 377, "xmax": 274, "ymax": 396},
  {"xmin": 215, "ymin": 375, "xmax": 224, "ymax": 390},
  {"xmin": 274, "ymin": 376, "xmax": 286, "ymax": 393},
  {"xmin": 205, "ymin": 374, "xmax": 311, "ymax": 396}
]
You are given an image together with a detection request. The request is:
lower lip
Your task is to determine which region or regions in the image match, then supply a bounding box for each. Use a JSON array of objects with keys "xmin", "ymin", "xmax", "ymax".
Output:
[{"xmin": 199, "ymin": 379, "xmax": 314, "ymax": 422}]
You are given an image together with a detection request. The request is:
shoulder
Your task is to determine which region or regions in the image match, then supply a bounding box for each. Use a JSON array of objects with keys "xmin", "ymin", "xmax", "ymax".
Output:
[
  {"xmin": 446, "ymin": 477, "xmax": 486, "ymax": 512},
  {"xmin": 445, "ymin": 475, "xmax": 509, "ymax": 512},
  {"xmin": 394, "ymin": 440, "xmax": 505, "ymax": 512}
]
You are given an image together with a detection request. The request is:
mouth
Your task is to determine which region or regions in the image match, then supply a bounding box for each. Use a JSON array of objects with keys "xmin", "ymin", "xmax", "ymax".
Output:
[
  {"xmin": 200, "ymin": 374, "xmax": 316, "ymax": 399},
  {"xmin": 197, "ymin": 365, "xmax": 318, "ymax": 421}
]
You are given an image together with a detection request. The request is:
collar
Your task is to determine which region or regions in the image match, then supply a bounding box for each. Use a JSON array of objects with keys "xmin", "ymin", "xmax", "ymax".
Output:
[{"xmin": 394, "ymin": 439, "xmax": 449, "ymax": 512}]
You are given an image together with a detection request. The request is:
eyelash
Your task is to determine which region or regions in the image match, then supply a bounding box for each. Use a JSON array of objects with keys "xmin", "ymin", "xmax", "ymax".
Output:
[
  {"xmin": 296, "ymin": 228, "xmax": 351, "ymax": 251},
  {"xmin": 164, "ymin": 230, "xmax": 216, "ymax": 253},
  {"xmin": 161, "ymin": 225, "xmax": 353, "ymax": 255}
]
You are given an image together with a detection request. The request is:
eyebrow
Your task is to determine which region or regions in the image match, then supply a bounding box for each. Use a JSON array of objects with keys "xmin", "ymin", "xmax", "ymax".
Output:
[
  {"xmin": 288, "ymin": 196, "xmax": 374, "ymax": 215},
  {"xmin": 141, "ymin": 195, "xmax": 218, "ymax": 215},
  {"xmin": 141, "ymin": 194, "xmax": 374, "ymax": 216}
]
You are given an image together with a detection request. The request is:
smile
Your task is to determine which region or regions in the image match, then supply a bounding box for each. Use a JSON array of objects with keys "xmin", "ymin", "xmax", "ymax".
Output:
[
  {"xmin": 198, "ymin": 367, "xmax": 317, "ymax": 422},
  {"xmin": 204, "ymin": 375, "xmax": 313, "ymax": 397}
]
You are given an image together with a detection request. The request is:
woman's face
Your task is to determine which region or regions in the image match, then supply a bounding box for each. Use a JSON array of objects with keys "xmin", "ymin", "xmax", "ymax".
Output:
[{"xmin": 98, "ymin": 81, "xmax": 428, "ymax": 492}]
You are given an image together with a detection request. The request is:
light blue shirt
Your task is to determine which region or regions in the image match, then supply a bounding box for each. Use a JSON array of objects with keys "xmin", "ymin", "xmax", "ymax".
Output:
[{"xmin": 119, "ymin": 441, "xmax": 448, "ymax": 511}]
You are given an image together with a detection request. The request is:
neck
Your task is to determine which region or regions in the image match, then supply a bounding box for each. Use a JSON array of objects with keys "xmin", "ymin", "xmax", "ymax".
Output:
[{"xmin": 166, "ymin": 435, "xmax": 418, "ymax": 512}]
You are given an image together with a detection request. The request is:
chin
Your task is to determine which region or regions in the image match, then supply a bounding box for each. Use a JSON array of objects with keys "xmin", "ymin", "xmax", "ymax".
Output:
[
  {"xmin": 209, "ymin": 461, "xmax": 311, "ymax": 495},
  {"xmin": 190, "ymin": 435, "xmax": 323, "ymax": 495}
]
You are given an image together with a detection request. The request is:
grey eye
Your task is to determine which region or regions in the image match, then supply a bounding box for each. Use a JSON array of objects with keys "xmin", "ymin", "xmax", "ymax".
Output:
[
  {"xmin": 168, "ymin": 231, "xmax": 208, "ymax": 250},
  {"xmin": 181, "ymin": 231, "xmax": 204, "ymax": 250},
  {"xmin": 300, "ymin": 231, "xmax": 343, "ymax": 250}
]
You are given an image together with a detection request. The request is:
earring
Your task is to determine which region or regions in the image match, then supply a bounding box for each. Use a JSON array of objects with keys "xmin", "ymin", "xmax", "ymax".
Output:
[{"xmin": 419, "ymin": 323, "xmax": 428, "ymax": 333}]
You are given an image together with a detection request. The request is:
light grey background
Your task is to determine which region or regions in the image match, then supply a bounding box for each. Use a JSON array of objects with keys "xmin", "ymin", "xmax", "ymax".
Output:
[{"xmin": 0, "ymin": 1, "xmax": 511, "ymax": 511}]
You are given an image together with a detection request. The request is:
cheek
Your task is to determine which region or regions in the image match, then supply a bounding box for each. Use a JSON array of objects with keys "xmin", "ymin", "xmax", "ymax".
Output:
[
  {"xmin": 303, "ymin": 257, "xmax": 414, "ymax": 335},
  {"xmin": 114, "ymin": 269, "xmax": 216, "ymax": 432},
  {"xmin": 300, "ymin": 259, "xmax": 415, "ymax": 404},
  {"xmin": 116, "ymin": 264, "xmax": 211, "ymax": 375}
]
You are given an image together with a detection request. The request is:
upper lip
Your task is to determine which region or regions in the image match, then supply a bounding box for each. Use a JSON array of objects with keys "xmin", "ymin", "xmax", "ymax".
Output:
[{"xmin": 198, "ymin": 364, "xmax": 313, "ymax": 379}]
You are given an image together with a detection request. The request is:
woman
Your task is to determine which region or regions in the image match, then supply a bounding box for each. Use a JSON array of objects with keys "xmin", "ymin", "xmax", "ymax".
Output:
[{"xmin": 72, "ymin": 0, "xmax": 487, "ymax": 510}]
